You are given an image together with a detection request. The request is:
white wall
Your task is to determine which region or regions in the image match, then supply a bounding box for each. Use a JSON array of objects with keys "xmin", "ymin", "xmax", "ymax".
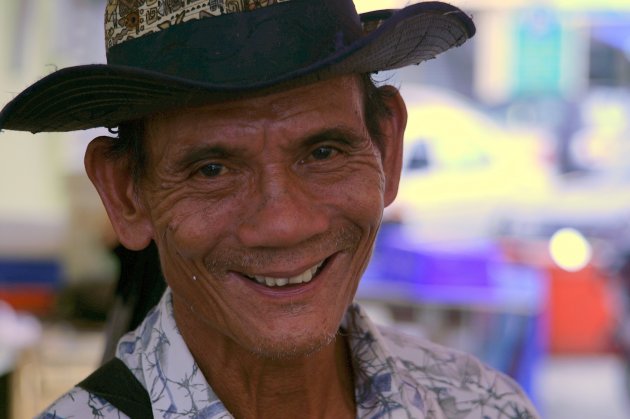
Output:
[{"xmin": 0, "ymin": 0, "xmax": 106, "ymax": 257}]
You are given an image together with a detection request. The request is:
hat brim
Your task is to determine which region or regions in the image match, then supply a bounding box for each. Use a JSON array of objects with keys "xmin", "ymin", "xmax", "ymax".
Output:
[{"xmin": 0, "ymin": 2, "xmax": 474, "ymax": 133}]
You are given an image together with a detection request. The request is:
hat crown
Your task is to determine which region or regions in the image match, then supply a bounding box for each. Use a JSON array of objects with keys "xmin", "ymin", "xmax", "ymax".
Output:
[
  {"xmin": 105, "ymin": 0, "xmax": 294, "ymax": 51},
  {"xmin": 104, "ymin": 0, "xmax": 364, "ymax": 85}
]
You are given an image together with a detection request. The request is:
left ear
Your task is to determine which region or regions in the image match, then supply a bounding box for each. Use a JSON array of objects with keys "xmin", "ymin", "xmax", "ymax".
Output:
[{"xmin": 377, "ymin": 86, "xmax": 407, "ymax": 207}]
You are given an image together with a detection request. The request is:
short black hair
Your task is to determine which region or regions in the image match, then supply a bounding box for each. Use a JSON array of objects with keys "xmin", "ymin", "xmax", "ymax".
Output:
[{"xmin": 107, "ymin": 74, "xmax": 394, "ymax": 183}]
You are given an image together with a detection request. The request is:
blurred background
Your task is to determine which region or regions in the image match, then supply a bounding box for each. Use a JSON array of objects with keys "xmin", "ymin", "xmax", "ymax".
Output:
[{"xmin": 1, "ymin": 0, "xmax": 630, "ymax": 417}]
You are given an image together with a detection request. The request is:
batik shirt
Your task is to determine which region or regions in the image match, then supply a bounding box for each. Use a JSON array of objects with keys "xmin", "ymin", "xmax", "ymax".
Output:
[{"xmin": 40, "ymin": 288, "xmax": 539, "ymax": 418}]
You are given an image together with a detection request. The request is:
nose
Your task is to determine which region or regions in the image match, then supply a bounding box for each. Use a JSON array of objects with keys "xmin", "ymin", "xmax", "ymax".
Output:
[{"xmin": 237, "ymin": 166, "xmax": 330, "ymax": 248}]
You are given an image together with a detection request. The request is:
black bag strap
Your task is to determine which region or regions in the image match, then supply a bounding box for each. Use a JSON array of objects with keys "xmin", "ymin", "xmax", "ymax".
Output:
[{"xmin": 77, "ymin": 357, "xmax": 153, "ymax": 418}]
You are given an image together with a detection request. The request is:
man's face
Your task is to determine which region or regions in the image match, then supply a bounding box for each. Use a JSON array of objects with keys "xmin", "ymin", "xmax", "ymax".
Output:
[{"xmin": 125, "ymin": 76, "xmax": 402, "ymax": 358}]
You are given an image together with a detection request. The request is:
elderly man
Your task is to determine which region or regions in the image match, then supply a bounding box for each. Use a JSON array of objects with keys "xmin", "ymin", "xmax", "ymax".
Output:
[{"xmin": 1, "ymin": 1, "xmax": 539, "ymax": 418}]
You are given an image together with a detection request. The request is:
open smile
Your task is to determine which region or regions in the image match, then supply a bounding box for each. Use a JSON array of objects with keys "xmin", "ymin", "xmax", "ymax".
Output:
[{"xmin": 242, "ymin": 259, "xmax": 328, "ymax": 288}]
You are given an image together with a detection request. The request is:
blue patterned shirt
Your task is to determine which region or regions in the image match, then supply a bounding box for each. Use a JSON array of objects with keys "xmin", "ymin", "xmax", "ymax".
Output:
[{"xmin": 40, "ymin": 289, "xmax": 539, "ymax": 418}]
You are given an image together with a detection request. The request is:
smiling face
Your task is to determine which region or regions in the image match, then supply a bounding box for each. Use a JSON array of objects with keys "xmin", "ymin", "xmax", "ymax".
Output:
[{"xmin": 88, "ymin": 75, "xmax": 405, "ymax": 358}]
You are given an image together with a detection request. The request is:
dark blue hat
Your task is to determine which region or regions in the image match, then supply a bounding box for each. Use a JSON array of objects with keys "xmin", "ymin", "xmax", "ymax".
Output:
[{"xmin": 0, "ymin": 0, "xmax": 475, "ymax": 133}]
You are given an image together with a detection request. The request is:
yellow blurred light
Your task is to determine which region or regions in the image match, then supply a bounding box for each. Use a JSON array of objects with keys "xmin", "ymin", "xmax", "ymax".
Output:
[{"xmin": 548, "ymin": 228, "xmax": 592, "ymax": 272}]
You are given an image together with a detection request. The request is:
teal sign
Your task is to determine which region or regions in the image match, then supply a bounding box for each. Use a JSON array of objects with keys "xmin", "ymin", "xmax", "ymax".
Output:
[{"xmin": 513, "ymin": 8, "xmax": 564, "ymax": 95}]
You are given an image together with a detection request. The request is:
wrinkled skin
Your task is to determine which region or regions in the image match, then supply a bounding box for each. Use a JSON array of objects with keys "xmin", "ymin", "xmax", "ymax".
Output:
[{"xmin": 86, "ymin": 75, "xmax": 406, "ymax": 417}]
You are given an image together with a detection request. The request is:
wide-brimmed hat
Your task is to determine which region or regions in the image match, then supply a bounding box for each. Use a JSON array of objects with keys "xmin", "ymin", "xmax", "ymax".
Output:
[{"xmin": 0, "ymin": 0, "xmax": 475, "ymax": 133}]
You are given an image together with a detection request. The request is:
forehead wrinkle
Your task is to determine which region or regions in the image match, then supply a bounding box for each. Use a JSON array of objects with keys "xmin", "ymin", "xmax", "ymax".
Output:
[
  {"xmin": 147, "ymin": 113, "xmax": 264, "ymax": 166},
  {"xmin": 160, "ymin": 74, "xmax": 362, "ymax": 129},
  {"xmin": 264, "ymin": 83, "xmax": 367, "ymax": 148},
  {"xmin": 144, "ymin": 74, "xmax": 365, "ymax": 168},
  {"xmin": 272, "ymin": 76, "xmax": 363, "ymax": 122}
]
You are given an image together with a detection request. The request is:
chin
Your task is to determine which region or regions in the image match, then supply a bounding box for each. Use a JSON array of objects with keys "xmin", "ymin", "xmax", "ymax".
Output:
[{"xmin": 247, "ymin": 327, "xmax": 340, "ymax": 361}]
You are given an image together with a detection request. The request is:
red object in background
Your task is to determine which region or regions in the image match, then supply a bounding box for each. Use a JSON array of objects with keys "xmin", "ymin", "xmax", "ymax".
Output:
[
  {"xmin": 0, "ymin": 285, "xmax": 56, "ymax": 315},
  {"xmin": 0, "ymin": 259, "xmax": 61, "ymax": 316},
  {"xmin": 500, "ymin": 237, "xmax": 617, "ymax": 354},
  {"xmin": 547, "ymin": 263, "xmax": 616, "ymax": 354}
]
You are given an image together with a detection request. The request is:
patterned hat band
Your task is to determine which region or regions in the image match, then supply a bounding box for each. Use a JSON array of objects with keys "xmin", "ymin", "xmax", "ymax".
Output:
[
  {"xmin": 106, "ymin": 0, "xmax": 365, "ymax": 84},
  {"xmin": 106, "ymin": 0, "xmax": 296, "ymax": 50}
]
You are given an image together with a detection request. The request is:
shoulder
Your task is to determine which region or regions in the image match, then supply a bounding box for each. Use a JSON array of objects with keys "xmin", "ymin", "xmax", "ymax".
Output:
[
  {"xmin": 378, "ymin": 324, "xmax": 497, "ymax": 374},
  {"xmin": 377, "ymin": 325, "xmax": 540, "ymax": 419},
  {"xmin": 37, "ymin": 387, "xmax": 127, "ymax": 419}
]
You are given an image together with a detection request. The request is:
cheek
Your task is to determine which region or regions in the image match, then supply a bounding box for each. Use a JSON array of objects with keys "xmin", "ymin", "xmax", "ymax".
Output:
[
  {"xmin": 331, "ymin": 160, "xmax": 386, "ymax": 225},
  {"xmin": 336, "ymin": 159, "xmax": 386, "ymax": 259},
  {"xmin": 149, "ymin": 190, "xmax": 246, "ymax": 264}
]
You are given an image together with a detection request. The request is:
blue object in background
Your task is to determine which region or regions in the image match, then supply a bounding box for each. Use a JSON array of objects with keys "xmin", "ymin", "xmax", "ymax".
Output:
[
  {"xmin": 0, "ymin": 259, "xmax": 61, "ymax": 287},
  {"xmin": 359, "ymin": 223, "xmax": 548, "ymax": 406}
]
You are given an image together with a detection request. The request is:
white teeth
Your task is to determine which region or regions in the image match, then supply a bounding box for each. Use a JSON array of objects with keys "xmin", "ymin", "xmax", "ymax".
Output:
[
  {"xmin": 289, "ymin": 271, "xmax": 309, "ymax": 285},
  {"xmin": 275, "ymin": 278, "xmax": 289, "ymax": 287},
  {"xmin": 251, "ymin": 260, "xmax": 324, "ymax": 287}
]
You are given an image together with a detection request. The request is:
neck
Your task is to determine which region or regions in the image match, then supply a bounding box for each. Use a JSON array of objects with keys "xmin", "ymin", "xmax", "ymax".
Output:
[{"xmin": 174, "ymin": 300, "xmax": 356, "ymax": 419}]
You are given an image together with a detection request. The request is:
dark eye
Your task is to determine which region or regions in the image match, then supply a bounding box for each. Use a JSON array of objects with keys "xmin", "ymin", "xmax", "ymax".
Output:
[
  {"xmin": 311, "ymin": 146, "xmax": 336, "ymax": 161},
  {"xmin": 199, "ymin": 163, "xmax": 225, "ymax": 178}
]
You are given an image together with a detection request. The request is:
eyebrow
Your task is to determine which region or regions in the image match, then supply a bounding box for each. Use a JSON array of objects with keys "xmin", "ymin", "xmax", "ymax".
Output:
[{"xmin": 296, "ymin": 127, "xmax": 366, "ymax": 149}]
